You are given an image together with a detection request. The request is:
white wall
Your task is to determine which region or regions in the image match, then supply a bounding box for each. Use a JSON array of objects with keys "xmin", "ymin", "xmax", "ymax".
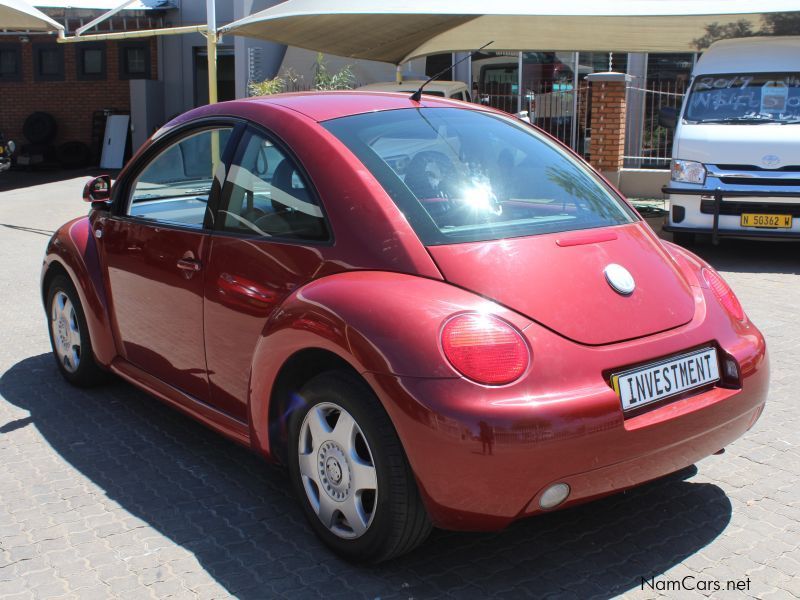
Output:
[
  {"xmin": 233, "ymin": 0, "xmax": 288, "ymax": 99},
  {"xmin": 159, "ymin": 0, "xmax": 238, "ymax": 118}
]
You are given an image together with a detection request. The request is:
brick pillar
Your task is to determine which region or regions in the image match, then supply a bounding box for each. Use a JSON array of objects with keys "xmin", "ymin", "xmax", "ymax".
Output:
[{"xmin": 586, "ymin": 72, "xmax": 633, "ymax": 179}]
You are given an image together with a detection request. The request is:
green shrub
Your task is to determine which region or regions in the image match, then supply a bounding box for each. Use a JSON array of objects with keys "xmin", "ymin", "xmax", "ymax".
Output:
[
  {"xmin": 312, "ymin": 53, "xmax": 355, "ymax": 91},
  {"xmin": 248, "ymin": 76, "xmax": 285, "ymax": 97},
  {"xmin": 248, "ymin": 56, "xmax": 354, "ymax": 97}
]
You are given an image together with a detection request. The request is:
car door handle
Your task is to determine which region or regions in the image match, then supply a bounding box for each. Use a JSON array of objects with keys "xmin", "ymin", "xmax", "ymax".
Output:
[{"xmin": 176, "ymin": 258, "xmax": 202, "ymax": 272}]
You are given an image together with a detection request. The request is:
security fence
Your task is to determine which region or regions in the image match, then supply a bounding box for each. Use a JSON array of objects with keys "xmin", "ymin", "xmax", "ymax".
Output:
[
  {"xmin": 480, "ymin": 78, "xmax": 687, "ymax": 170},
  {"xmin": 623, "ymin": 80, "xmax": 686, "ymax": 169},
  {"xmin": 477, "ymin": 80, "xmax": 592, "ymax": 159}
]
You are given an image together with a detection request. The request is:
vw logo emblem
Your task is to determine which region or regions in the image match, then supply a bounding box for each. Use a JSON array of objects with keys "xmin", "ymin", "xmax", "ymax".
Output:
[
  {"xmin": 762, "ymin": 154, "xmax": 781, "ymax": 169},
  {"xmin": 604, "ymin": 264, "xmax": 635, "ymax": 296}
]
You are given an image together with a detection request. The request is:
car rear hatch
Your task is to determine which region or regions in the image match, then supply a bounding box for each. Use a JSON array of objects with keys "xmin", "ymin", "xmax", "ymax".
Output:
[{"xmin": 426, "ymin": 222, "xmax": 695, "ymax": 345}]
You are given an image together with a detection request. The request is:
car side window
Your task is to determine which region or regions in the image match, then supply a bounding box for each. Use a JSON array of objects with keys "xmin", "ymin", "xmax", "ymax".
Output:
[
  {"xmin": 218, "ymin": 131, "xmax": 329, "ymax": 241},
  {"xmin": 127, "ymin": 127, "xmax": 232, "ymax": 227}
]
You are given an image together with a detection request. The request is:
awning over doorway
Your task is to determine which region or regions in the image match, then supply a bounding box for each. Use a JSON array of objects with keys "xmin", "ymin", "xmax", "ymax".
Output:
[{"xmin": 218, "ymin": 0, "xmax": 800, "ymax": 63}]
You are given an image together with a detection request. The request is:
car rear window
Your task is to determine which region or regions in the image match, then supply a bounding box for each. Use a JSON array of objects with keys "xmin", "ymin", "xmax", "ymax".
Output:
[{"xmin": 323, "ymin": 108, "xmax": 634, "ymax": 245}]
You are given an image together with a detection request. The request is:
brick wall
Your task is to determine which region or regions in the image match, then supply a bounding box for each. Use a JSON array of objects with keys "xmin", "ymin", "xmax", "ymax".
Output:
[
  {"xmin": 586, "ymin": 73, "xmax": 630, "ymax": 173},
  {"xmin": 0, "ymin": 37, "xmax": 157, "ymax": 152}
]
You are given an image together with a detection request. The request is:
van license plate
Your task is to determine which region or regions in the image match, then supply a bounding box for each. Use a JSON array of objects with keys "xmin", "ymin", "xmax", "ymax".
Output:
[
  {"xmin": 741, "ymin": 213, "xmax": 792, "ymax": 228},
  {"xmin": 611, "ymin": 348, "xmax": 720, "ymax": 412}
]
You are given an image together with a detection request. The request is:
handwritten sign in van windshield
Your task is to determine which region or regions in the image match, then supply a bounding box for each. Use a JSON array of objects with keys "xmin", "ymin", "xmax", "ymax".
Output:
[{"xmin": 686, "ymin": 73, "xmax": 800, "ymax": 123}]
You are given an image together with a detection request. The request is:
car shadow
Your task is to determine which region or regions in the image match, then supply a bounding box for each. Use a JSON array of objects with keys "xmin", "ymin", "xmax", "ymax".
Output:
[{"xmin": 1, "ymin": 354, "xmax": 733, "ymax": 599}]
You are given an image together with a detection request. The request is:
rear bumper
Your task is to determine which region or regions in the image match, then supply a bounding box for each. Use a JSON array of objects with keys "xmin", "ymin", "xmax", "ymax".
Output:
[
  {"xmin": 525, "ymin": 385, "xmax": 765, "ymax": 513},
  {"xmin": 368, "ymin": 320, "xmax": 769, "ymax": 531}
]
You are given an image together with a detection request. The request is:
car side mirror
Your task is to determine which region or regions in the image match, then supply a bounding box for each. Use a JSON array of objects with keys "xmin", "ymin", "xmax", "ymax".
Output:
[
  {"xmin": 83, "ymin": 175, "xmax": 112, "ymax": 207},
  {"xmin": 6, "ymin": 140, "xmax": 15, "ymax": 153},
  {"xmin": 658, "ymin": 106, "xmax": 678, "ymax": 129}
]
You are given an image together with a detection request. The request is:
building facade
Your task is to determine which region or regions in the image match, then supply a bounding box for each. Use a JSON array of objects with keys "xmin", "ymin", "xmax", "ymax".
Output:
[{"xmin": 0, "ymin": 0, "xmax": 696, "ymax": 169}]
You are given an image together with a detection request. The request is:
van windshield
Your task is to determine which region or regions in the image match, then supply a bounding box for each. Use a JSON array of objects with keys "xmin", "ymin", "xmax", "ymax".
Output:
[
  {"xmin": 323, "ymin": 108, "xmax": 634, "ymax": 245},
  {"xmin": 685, "ymin": 72, "xmax": 800, "ymax": 124}
]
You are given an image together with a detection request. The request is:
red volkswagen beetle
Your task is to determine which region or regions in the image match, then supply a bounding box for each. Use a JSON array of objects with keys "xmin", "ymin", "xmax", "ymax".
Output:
[{"xmin": 42, "ymin": 92, "xmax": 768, "ymax": 562}]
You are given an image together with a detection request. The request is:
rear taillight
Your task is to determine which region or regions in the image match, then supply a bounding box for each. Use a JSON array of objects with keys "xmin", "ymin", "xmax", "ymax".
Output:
[
  {"xmin": 702, "ymin": 268, "xmax": 744, "ymax": 321},
  {"xmin": 441, "ymin": 313, "xmax": 529, "ymax": 385}
]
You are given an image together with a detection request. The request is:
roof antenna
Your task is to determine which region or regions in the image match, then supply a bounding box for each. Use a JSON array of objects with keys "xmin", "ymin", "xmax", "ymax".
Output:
[{"xmin": 410, "ymin": 41, "xmax": 493, "ymax": 102}]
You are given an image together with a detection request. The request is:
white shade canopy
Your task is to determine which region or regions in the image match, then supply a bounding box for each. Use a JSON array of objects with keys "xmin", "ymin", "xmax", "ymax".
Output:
[
  {"xmin": 0, "ymin": 0, "xmax": 64, "ymax": 32},
  {"xmin": 219, "ymin": 0, "xmax": 800, "ymax": 64}
]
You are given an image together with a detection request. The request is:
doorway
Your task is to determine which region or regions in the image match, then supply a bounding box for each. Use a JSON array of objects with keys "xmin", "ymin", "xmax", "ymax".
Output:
[{"xmin": 194, "ymin": 46, "xmax": 236, "ymax": 106}]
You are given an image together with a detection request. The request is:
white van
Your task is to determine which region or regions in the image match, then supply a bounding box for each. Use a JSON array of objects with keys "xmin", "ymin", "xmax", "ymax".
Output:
[
  {"xmin": 663, "ymin": 37, "xmax": 800, "ymax": 244},
  {"xmin": 356, "ymin": 80, "xmax": 472, "ymax": 102},
  {"xmin": 356, "ymin": 80, "xmax": 536, "ymax": 123}
]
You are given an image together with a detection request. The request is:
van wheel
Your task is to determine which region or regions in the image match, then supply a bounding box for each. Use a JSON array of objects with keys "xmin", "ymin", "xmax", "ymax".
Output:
[
  {"xmin": 288, "ymin": 371, "xmax": 432, "ymax": 562},
  {"xmin": 46, "ymin": 274, "xmax": 107, "ymax": 387}
]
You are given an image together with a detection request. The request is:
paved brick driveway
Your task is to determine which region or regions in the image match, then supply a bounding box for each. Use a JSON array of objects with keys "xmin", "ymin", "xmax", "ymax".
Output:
[{"xmin": 1, "ymin": 173, "xmax": 798, "ymax": 599}]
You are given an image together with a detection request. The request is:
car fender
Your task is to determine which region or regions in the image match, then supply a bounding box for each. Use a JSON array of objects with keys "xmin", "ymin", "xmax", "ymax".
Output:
[
  {"xmin": 247, "ymin": 270, "xmax": 531, "ymax": 456},
  {"xmin": 42, "ymin": 216, "xmax": 116, "ymax": 367}
]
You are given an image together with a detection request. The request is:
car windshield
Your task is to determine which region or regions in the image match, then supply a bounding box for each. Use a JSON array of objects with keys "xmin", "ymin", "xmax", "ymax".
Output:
[
  {"xmin": 323, "ymin": 108, "xmax": 634, "ymax": 245},
  {"xmin": 684, "ymin": 72, "xmax": 800, "ymax": 124}
]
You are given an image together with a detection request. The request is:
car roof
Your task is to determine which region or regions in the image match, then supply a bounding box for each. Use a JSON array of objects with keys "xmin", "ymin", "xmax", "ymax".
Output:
[
  {"xmin": 228, "ymin": 91, "xmax": 491, "ymax": 123},
  {"xmin": 159, "ymin": 91, "xmax": 499, "ymax": 142}
]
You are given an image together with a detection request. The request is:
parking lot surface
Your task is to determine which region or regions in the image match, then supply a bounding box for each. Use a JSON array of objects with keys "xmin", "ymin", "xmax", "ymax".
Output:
[{"xmin": 1, "ymin": 172, "xmax": 799, "ymax": 599}]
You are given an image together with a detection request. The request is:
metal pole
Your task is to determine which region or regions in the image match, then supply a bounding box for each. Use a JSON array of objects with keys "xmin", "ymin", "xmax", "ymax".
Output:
[
  {"xmin": 206, "ymin": 0, "xmax": 219, "ymax": 176},
  {"xmin": 517, "ymin": 51, "xmax": 523, "ymax": 114},
  {"xmin": 58, "ymin": 25, "xmax": 207, "ymax": 43},
  {"xmin": 570, "ymin": 51, "xmax": 579, "ymax": 150},
  {"xmin": 206, "ymin": 0, "xmax": 217, "ymax": 105}
]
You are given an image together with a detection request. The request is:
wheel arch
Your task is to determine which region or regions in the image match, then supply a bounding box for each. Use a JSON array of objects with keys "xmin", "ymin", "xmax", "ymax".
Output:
[
  {"xmin": 41, "ymin": 259, "xmax": 70, "ymax": 304},
  {"xmin": 41, "ymin": 217, "xmax": 116, "ymax": 367},
  {"xmin": 266, "ymin": 347, "xmax": 361, "ymax": 464}
]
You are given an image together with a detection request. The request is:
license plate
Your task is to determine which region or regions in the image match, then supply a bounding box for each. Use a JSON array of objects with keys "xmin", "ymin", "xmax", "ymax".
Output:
[
  {"xmin": 741, "ymin": 213, "xmax": 792, "ymax": 228},
  {"xmin": 611, "ymin": 348, "xmax": 720, "ymax": 412}
]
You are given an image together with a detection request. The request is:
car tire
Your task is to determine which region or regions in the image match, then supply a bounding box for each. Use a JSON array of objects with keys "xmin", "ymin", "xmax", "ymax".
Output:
[
  {"xmin": 672, "ymin": 232, "xmax": 695, "ymax": 246},
  {"xmin": 287, "ymin": 370, "xmax": 432, "ymax": 563},
  {"xmin": 46, "ymin": 274, "xmax": 108, "ymax": 387}
]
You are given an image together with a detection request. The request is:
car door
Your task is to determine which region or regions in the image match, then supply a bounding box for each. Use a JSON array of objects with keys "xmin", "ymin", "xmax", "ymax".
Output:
[
  {"xmin": 100, "ymin": 124, "xmax": 237, "ymax": 401},
  {"xmin": 203, "ymin": 126, "xmax": 331, "ymax": 420}
]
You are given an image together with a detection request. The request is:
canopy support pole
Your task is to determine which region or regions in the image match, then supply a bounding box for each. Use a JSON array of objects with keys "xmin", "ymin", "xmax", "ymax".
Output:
[
  {"xmin": 58, "ymin": 25, "xmax": 208, "ymax": 43},
  {"xmin": 206, "ymin": 0, "xmax": 218, "ymax": 105}
]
